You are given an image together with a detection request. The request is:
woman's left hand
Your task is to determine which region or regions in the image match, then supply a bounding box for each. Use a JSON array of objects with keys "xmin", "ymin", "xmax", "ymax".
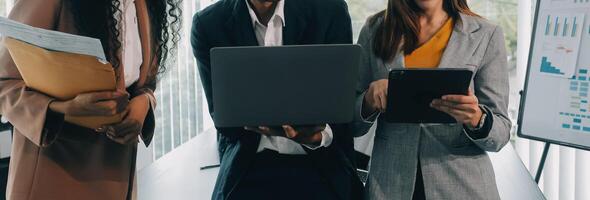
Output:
[
  {"xmin": 98, "ymin": 94, "xmax": 150, "ymax": 145},
  {"xmin": 430, "ymin": 90, "xmax": 483, "ymax": 128}
]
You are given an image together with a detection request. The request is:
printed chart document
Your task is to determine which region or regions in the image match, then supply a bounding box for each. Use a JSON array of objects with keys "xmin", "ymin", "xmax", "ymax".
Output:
[
  {"xmin": 0, "ymin": 17, "xmax": 121, "ymax": 129},
  {"xmin": 0, "ymin": 16, "xmax": 107, "ymax": 61}
]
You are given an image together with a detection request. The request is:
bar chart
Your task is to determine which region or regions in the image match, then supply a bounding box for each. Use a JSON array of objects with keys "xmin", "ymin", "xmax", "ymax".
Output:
[
  {"xmin": 538, "ymin": 13, "xmax": 585, "ymax": 78},
  {"xmin": 540, "ymin": 57, "xmax": 565, "ymax": 75},
  {"xmin": 538, "ymin": 41, "xmax": 580, "ymax": 77},
  {"xmin": 544, "ymin": 15, "xmax": 582, "ymax": 37}
]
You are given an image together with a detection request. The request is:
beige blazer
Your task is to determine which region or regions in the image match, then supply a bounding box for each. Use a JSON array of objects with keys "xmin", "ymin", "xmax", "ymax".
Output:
[{"xmin": 0, "ymin": 0, "xmax": 159, "ymax": 199}]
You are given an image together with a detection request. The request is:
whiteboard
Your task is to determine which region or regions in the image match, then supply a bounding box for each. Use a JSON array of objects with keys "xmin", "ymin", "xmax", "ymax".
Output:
[{"xmin": 518, "ymin": 0, "xmax": 590, "ymax": 150}]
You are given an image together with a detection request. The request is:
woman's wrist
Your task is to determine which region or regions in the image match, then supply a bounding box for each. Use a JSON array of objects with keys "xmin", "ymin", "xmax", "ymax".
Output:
[
  {"xmin": 127, "ymin": 94, "xmax": 150, "ymax": 124},
  {"xmin": 467, "ymin": 107, "xmax": 484, "ymax": 129},
  {"xmin": 362, "ymin": 94, "xmax": 378, "ymax": 118},
  {"xmin": 49, "ymin": 100, "xmax": 69, "ymax": 114}
]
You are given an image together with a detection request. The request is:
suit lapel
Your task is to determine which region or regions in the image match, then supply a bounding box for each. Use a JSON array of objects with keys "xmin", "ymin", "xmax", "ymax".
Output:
[
  {"xmin": 225, "ymin": 0, "xmax": 259, "ymax": 46},
  {"xmin": 282, "ymin": 0, "xmax": 306, "ymax": 45},
  {"xmin": 438, "ymin": 14, "xmax": 483, "ymax": 69}
]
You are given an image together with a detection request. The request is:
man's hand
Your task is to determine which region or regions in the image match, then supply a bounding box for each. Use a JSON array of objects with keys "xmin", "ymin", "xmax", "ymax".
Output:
[
  {"xmin": 282, "ymin": 125, "xmax": 324, "ymax": 146},
  {"xmin": 97, "ymin": 94, "xmax": 150, "ymax": 145},
  {"xmin": 430, "ymin": 90, "xmax": 483, "ymax": 128},
  {"xmin": 245, "ymin": 125, "xmax": 326, "ymax": 145},
  {"xmin": 244, "ymin": 126, "xmax": 285, "ymax": 137}
]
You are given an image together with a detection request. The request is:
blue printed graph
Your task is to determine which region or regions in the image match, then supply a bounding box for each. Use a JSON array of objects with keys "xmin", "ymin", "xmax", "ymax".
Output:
[
  {"xmin": 537, "ymin": 12, "xmax": 584, "ymax": 78},
  {"xmin": 545, "ymin": 15, "xmax": 581, "ymax": 37},
  {"xmin": 540, "ymin": 57, "xmax": 565, "ymax": 75}
]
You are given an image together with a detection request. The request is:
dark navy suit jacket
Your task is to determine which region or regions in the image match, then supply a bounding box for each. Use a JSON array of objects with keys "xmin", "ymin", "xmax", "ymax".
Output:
[{"xmin": 191, "ymin": 0, "xmax": 363, "ymax": 199}]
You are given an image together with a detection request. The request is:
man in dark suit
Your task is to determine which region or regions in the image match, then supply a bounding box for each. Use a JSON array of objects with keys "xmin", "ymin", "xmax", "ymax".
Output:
[{"xmin": 191, "ymin": 0, "xmax": 362, "ymax": 199}]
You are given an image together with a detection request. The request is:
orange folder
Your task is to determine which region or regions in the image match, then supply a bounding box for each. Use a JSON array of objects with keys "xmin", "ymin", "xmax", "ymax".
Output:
[{"xmin": 4, "ymin": 38, "xmax": 122, "ymax": 129}]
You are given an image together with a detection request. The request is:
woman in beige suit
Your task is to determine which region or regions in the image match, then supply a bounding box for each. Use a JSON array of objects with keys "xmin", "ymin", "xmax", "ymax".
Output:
[{"xmin": 0, "ymin": 0, "xmax": 180, "ymax": 199}]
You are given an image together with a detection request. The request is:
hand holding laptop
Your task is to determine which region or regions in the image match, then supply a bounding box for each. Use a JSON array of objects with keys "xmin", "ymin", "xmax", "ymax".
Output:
[{"xmin": 245, "ymin": 125, "xmax": 326, "ymax": 145}]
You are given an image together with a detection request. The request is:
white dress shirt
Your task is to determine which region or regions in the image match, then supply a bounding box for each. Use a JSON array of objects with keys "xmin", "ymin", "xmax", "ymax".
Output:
[
  {"xmin": 119, "ymin": 0, "xmax": 142, "ymax": 87},
  {"xmin": 245, "ymin": 0, "xmax": 334, "ymax": 155}
]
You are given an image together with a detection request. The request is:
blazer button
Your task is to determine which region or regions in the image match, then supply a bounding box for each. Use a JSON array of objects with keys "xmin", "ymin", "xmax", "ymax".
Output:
[{"xmin": 486, "ymin": 141, "xmax": 495, "ymax": 146}]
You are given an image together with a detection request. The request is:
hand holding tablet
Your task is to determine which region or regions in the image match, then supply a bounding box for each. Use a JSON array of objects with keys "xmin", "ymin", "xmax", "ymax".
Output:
[{"xmin": 364, "ymin": 68, "xmax": 474, "ymax": 124}]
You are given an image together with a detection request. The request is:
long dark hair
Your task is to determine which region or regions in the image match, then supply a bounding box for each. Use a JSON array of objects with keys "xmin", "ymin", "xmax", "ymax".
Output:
[
  {"xmin": 371, "ymin": 0, "xmax": 478, "ymax": 62},
  {"xmin": 66, "ymin": 0, "xmax": 181, "ymax": 78}
]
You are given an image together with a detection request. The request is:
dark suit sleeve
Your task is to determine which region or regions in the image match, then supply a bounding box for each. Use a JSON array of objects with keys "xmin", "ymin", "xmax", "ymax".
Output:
[
  {"xmin": 191, "ymin": 14, "xmax": 214, "ymax": 116},
  {"xmin": 325, "ymin": 0, "xmax": 353, "ymax": 44},
  {"xmin": 191, "ymin": 14, "xmax": 243, "ymax": 153}
]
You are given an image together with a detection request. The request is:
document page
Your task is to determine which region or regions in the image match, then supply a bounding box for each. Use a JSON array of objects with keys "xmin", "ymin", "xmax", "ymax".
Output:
[{"xmin": 0, "ymin": 17, "xmax": 106, "ymax": 61}]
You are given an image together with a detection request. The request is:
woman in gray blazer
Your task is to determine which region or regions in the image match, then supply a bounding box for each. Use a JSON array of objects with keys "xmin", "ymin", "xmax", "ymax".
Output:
[{"xmin": 354, "ymin": 0, "xmax": 511, "ymax": 199}]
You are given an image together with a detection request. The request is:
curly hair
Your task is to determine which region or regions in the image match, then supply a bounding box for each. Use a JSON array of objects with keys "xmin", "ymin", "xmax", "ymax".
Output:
[{"xmin": 66, "ymin": 0, "xmax": 181, "ymax": 78}]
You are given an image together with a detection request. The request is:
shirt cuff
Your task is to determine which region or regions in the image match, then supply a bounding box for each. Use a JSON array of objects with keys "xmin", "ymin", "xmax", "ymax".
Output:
[
  {"xmin": 302, "ymin": 124, "xmax": 334, "ymax": 150},
  {"xmin": 464, "ymin": 105, "xmax": 493, "ymax": 140}
]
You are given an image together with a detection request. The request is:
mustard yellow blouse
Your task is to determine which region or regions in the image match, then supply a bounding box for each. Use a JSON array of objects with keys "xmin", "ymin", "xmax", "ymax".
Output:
[{"xmin": 404, "ymin": 18, "xmax": 454, "ymax": 68}]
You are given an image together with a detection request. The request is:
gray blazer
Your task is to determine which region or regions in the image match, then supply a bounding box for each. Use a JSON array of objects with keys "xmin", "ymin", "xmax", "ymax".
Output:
[{"xmin": 354, "ymin": 13, "xmax": 511, "ymax": 200}]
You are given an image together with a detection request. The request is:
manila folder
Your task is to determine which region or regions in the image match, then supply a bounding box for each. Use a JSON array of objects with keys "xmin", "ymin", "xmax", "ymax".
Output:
[{"xmin": 4, "ymin": 38, "xmax": 122, "ymax": 129}]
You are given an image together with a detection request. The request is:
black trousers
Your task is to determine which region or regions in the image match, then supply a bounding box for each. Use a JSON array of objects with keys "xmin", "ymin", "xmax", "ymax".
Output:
[
  {"xmin": 1, "ymin": 158, "xmax": 8, "ymax": 200},
  {"xmin": 413, "ymin": 162, "xmax": 426, "ymax": 200},
  {"xmin": 230, "ymin": 150, "xmax": 338, "ymax": 200}
]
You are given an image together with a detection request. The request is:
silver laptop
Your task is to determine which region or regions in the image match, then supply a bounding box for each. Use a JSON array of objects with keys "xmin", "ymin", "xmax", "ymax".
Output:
[{"xmin": 210, "ymin": 44, "xmax": 361, "ymax": 127}]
